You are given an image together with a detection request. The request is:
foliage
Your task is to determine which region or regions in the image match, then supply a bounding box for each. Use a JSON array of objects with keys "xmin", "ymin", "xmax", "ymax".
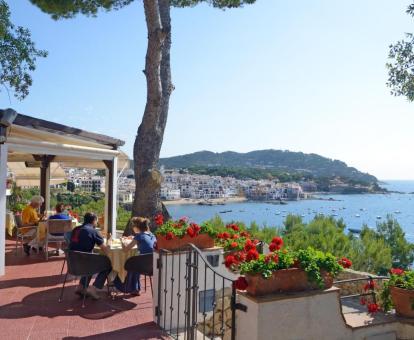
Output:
[
  {"xmin": 376, "ymin": 217, "xmax": 414, "ymax": 269},
  {"xmin": 154, "ymin": 216, "xmax": 217, "ymax": 240},
  {"xmin": 386, "ymin": 3, "xmax": 414, "ymax": 101},
  {"xmin": 381, "ymin": 269, "xmax": 414, "ymax": 312},
  {"xmin": 204, "ymin": 214, "xmax": 411, "ymax": 276},
  {"xmin": 0, "ymin": 0, "xmax": 47, "ymax": 100}
]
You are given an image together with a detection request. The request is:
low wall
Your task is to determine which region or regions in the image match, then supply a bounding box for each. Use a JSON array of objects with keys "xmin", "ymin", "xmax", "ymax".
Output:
[{"xmin": 335, "ymin": 269, "xmax": 385, "ymax": 296}]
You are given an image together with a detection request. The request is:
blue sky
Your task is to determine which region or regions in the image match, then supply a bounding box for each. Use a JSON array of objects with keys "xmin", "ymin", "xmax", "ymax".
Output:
[{"xmin": 4, "ymin": 0, "xmax": 414, "ymax": 179}]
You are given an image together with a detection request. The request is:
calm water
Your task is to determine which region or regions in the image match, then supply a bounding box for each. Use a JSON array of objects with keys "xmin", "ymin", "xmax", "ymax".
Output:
[{"xmin": 168, "ymin": 180, "xmax": 414, "ymax": 242}]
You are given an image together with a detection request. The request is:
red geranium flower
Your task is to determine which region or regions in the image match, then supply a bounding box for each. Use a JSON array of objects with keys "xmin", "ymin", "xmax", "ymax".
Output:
[
  {"xmin": 224, "ymin": 255, "xmax": 239, "ymax": 268},
  {"xmin": 230, "ymin": 242, "xmax": 238, "ymax": 249},
  {"xmin": 269, "ymin": 242, "xmax": 281, "ymax": 252},
  {"xmin": 222, "ymin": 232, "xmax": 230, "ymax": 240},
  {"xmin": 154, "ymin": 214, "xmax": 164, "ymax": 226},
  {"xmin": 240, "ymin": 231, "xmax": 250, "ymax": 238},
  {"xmin": 165, "ymin": 232, "xmax": 174, "ymax": 240},
  {"xmin": 363, "ymin": 280, "xmax": 375, "ymax": 292},
  {"xmin": 246, "ymin": 249, "xmax": 259, "ymax": 262},
  {"xmin": 190, "ymin": 223, "xmax": 201, "ymax": 233},
  {"xmin": 367, "ymin": 303, "xmax": 379, "ymax": 314},
  {"xmin": 272, "ymin": 254, "xmax": 279, "ymax": 263},
  {"xmin": 233, "ymin": 277, "xmax": 248, "ymax": 291},
  {"xmin": 217, "ymin": 233, "xmax": 224, "ymax": 239},
  {"xmin": 360, "ymin": 297, "xmax": 366, "ymax": 305},
  {"xmin": 390, "ymin": 268, "xmax": 405, "ymax": 276},
  {"xmin": 338, "ymin": 257, "xmax": 352, "ymax": 269},
  {"xmin": 232, "ymin": 234, "xmax": 240, "ymax": 239},
  {"xmin": 271, "ymin": 236, "xmax": 283, "ymax": 247},
  {"xmin": 235, "ymin": 251, "xmax": 246, "ymax": 262},
  {"xmin": 244, "ymin": 239, "xmax": 256, "ymax": 252},
  {"xmin": 186, "ymin": 227, "xmax": 196, "ymax": 238}
]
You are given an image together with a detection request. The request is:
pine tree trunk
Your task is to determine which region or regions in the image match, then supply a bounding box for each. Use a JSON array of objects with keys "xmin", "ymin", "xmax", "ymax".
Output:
[{"xmin": 128, "ymin": 0, "xmax": 172, "ymax": 234}]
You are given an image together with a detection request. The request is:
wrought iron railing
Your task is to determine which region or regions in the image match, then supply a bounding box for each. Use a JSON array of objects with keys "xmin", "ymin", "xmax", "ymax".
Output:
[
  {"xmin": 156, "ymin": 244, "xmax": 239, "ymax": 340},
  {"xmin": 334, "ymin": 276, "xmax": 389, "ymax": 305}
]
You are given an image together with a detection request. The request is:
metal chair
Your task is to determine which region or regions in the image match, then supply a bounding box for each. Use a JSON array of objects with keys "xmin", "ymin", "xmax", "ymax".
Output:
[
  {"xmin": 45, "ymin": 220, "xmax": 72, "ymax": 260},
  {"xmin": 124, "ymin": 253, "xmax": 154, "ymax": 296},
  {"xmin": 59, "ymin": 250, "xmax": 112, "ymax": 308},
  {"xmin": 14, "ymin": 214, "xmax": 36, "ymax": 255}
]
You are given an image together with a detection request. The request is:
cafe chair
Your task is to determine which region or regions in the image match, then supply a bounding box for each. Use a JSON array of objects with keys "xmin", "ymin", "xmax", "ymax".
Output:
[
  {"xmin": 124, "ymin": 253, "xmax": 154, "ymax": 296},
  {"xmin": 14, "ymin": 214, "xmax": 36, "ymax": 255},
  {"xmin": 45, "ymin": 220, "xmax": 73, "ymax": 261},
  {"xmin": 59, "ymin": 250, "xmax": 112, "ymax": 308}
]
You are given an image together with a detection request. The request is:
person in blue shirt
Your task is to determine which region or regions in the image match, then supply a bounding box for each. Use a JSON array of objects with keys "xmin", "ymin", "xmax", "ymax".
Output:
[
  {"xmin": 113, "ymin": 217, "xmax": 156, "ymax": 295},
  {"xmin": 48, "ymin": 203, "xmax": 72, "ymax": 254},
  {"xmin": 69, "ymin": 212, "xmax": 111, "ymax": 300}
]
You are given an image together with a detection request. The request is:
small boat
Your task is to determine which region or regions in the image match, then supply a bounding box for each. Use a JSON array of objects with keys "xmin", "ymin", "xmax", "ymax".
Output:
[
  {"xmin": 301, "ymin": 214, "xmax": 305, "ymax": 217},
  {"xmin": 394, "ymin": 210, "xmax": 401, "ymax": 214},
  {"xmin": 219, "ymin": 210, "xmax": 233, "ymax": 214},
  {"xmin": 376, "ymin": 216, "xmax": 382, "ymax": 219},
  {"xmin": 349, "ymin": 228, "xmax": 362, "ymax": 234},
  {"xmin": 355, "ymin": 214, "xmax": 360, "ymax": 218},
  {"xmin": 275, "ymin": 211, "xmax": 281, "ymax": 215}
]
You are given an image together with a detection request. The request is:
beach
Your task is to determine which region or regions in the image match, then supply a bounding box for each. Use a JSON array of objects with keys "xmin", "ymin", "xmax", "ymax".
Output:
[{"xmin": 162, "ymin": 196, "xmax": 247, "ymax": 206}]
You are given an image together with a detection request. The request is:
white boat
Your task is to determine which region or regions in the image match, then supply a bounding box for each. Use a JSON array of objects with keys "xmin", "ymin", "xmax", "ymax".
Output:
[
  {"xmin": 394, "ymin": 210, "xmax": 401, "ymax": 214},
  {"xmin": 355, "ymin": 214, "xmax": 360, "ymax": 217},
  {"xmin": 376, "ymin": 216, "xmax": 382, "ymax": 219}
]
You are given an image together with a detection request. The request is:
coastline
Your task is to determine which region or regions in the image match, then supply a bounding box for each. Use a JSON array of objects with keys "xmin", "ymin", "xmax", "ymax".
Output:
[{"xmin": 162, "ymin": 197, "xmax": 247, "ymax": 206}]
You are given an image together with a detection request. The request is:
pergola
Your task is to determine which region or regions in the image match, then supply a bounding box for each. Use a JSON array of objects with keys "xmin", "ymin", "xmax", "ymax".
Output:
[{"xmin": 0, "ymin": 108, "xmax": 128, "ymax": 276}]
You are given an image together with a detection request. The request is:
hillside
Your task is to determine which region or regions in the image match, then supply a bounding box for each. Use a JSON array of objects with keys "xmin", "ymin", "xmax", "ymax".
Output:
[{"xmin": 159, "ymin": 150, "xmax": 378, "ymax": 185}]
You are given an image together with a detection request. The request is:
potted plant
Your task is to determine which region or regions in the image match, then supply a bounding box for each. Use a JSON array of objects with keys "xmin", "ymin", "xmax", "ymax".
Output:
[
  {"xmin": 154, "ymin": 215, "xmax": 216, "ymax": 251},
  {"xmin": 381, "ymin": 268, "xmax": 414, "ymax": 317},
  {"xmin": 229, "ymin": 237, "xmax": 346, "ymax": 296}
]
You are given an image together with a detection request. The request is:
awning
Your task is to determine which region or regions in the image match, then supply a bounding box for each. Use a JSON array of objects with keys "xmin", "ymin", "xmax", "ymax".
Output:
[{"xmin": 8, "ymin": 162, "xmax": 66, "ymax": 187}]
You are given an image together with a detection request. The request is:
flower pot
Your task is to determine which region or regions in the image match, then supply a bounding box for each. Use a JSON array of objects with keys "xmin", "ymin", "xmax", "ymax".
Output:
[
  {"xmin": 390, "ymin": 286, "xmax": 414, "ymax": 318},
  {"xmin": 156, "ymin": 233, "xmax": 215, "ymax": 251},
  {"xmin": 245, "ymin": 268, "xmax": 333, "ymax": 296}
]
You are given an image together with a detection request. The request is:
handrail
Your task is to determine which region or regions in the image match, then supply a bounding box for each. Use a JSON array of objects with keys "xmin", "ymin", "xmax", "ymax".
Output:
[{"xmin": 158, "ymin": 243, "xmax": 235, "ymax": 282}]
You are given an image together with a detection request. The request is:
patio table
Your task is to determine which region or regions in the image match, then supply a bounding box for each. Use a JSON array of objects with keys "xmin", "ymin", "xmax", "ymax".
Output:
[{"xmin": 97, "ymin": 239, "xmax": 137, "ymax": 282}]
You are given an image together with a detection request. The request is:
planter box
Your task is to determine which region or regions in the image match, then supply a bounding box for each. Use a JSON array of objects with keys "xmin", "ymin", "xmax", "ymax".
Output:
[
  {"xmin": 390, "ymin": 286, "xmax": 414, "ymax": 318},
  {"xmin": 156, "ymin": 233, "xmax": 215, "ymax": 251},
  {"xmin": 245, "ymin": 268, "xmax": 333, "ymax": 296}
]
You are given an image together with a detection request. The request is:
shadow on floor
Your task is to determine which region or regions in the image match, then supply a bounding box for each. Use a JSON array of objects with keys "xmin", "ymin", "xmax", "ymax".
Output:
[
  {"xmin": 0, "ymin": 273, "xmax": 64, "ymax": 289},
  {"xmin": 0, "ymin": 286, "xmax": 138, "ymax": 320},
  {"xmin": 62, "ymin": 322, "xmax": 169, "ymax": 339}
]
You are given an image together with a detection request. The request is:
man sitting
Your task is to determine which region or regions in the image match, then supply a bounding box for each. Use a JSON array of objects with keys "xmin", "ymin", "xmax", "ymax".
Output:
[
  {"xmin": 69, "ymin": 212, "xmax": 111, "ymax": 299},
  {"xmin": 21, "ymin": 195, "xmax": 44, "ymax": 255}
]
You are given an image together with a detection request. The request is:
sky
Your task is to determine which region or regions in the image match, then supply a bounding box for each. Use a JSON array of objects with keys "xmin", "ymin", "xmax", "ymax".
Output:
[{"xmin": 4, "ymin": 0, "xmax": 414, "ymax": 180}]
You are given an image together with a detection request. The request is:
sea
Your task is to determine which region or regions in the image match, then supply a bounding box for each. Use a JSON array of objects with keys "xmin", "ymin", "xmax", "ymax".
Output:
[{"xmin": 167, "ymin": 180, "xmax": 414, "ymax": 242}]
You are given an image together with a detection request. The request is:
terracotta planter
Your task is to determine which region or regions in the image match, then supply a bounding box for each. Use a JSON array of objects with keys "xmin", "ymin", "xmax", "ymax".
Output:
[
  {"xmin": 156, "ymin": 233, "xmax": 215, "ymax": 251},
  {"xmin": 390, "ymin": 286, "xmax": 414, "ymax": 318},
  {"xmin": 245, "ymin": 268, "xmax": 333, "ymax": 296}
]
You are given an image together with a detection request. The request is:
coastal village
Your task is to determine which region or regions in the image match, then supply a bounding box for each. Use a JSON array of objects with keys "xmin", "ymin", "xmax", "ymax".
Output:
[{"xmin": 61, "ymin": 167, "xmax": 363, "ymax": 205}]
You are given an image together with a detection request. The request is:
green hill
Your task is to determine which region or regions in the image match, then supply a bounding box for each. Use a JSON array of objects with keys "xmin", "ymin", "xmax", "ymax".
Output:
[{"xmin": 159, "ymin": 150, "xmax": 378, "ymax": 185}]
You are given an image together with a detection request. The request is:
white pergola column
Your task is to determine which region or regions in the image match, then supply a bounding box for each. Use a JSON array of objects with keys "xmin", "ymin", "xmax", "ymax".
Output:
[
  {"xmin": 104, "ymin": 157, "xmax": 118, "ymax": 238},
  {"xmin": 0, "ymin": 143, "xmax": 8, "ymax": 276}
]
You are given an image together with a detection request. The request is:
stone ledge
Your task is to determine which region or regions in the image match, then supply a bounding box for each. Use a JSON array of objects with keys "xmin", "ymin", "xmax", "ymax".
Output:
[{"xmin": 239, "ymin": 286, "xmax": 340, "ymax": 303}]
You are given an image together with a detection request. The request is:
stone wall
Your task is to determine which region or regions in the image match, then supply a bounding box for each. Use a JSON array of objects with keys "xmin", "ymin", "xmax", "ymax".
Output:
[
  {"xmin": 335, "ymin": 269, "xmax": 385, "ymax": 296},
  {"xmin": 198, "ymin": 288, "xmax": 233, "ymax": 340}
]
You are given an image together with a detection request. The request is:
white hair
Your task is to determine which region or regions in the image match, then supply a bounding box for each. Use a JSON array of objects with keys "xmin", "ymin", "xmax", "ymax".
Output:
[{"xmin": 30, "ymin": 196, "xmax": 44, "ymax": 204}]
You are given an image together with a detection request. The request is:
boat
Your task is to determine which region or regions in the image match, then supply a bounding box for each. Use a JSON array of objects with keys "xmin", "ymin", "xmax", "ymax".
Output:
[
  {"xmin": 376, "ymin": 216, "xmax": 382, "ymax": 219},
  {"xmin": 219, "ymin": 210, "xmax": 233, "ymax": 214},
  {"xmin": 349, "ymin": 228, "xmax": 362, "ymax": 234},
  {"xmin": 275, "ymin": 211, "xmax": 281, "ymax": 215},
  {"xmin": 355, "ymin": 214, "xmax": 360, "ymax": 218},
  {"xmin": 394, "ymin": 210, "xmax": 401, "ymax": 214}
]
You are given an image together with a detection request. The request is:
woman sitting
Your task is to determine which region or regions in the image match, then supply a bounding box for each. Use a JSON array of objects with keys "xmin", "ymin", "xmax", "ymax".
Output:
[{"xmin": 113, "ymin": 217, "xmax": 156, "ymax": 295}]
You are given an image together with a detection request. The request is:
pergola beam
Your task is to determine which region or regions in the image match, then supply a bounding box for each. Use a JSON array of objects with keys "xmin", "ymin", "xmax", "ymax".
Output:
[
  {"xmin": 103, "ymin": 158, "xmax": 118, "ymax": 238},
  {"xmin": 33, "ymin": 155, "xmax": 55, "ymax": 213}
]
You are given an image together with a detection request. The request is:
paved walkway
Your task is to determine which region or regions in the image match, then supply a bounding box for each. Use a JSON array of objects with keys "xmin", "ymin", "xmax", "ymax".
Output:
[{"xmin": 0, "ymin": 238, "xmax": 169, "ymax": 339}]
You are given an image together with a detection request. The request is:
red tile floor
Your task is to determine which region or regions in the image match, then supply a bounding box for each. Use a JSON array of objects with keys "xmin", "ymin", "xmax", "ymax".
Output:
[{"xmin": 0, "ymin": 238, "xmax": 169, "ymax": 339}]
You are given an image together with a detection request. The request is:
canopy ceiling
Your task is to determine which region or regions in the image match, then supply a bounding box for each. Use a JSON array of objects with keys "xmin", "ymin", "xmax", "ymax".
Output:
[{"xmin": 8, "ymin": 162, "xmax": 66, "ymax": 187}]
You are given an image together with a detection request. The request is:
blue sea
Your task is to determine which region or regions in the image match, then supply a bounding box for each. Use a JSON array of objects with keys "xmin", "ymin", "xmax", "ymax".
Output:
[{"xmin": 168, "ymin": 180, "xmax": 414, "ymax": 242}]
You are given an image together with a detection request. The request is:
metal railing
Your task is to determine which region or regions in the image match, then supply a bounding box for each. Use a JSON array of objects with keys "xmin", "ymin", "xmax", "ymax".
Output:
[
  {"xmin": 156, "ymin": 244, "xmax": 239, "ymax": 340},
  {"xmin": 334, "ymin": 276, "xmax": 389, "ymax": 304}
]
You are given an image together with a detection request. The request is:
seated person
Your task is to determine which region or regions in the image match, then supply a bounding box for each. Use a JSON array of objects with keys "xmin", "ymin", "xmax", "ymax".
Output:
[
  {"xmin": 113, "ymin": 217, "xmax": 156, "ymax": 295},
  {"xmin": 48, "ymin": 203, "xmax": 72, "ymax": 254},
  {"xmin": 69, "ymin": 212, "xmax": 111, "ymax": 300},
  {"xmin": 21, "ymin": 195, "xmax": 44, "ymax": 255}
]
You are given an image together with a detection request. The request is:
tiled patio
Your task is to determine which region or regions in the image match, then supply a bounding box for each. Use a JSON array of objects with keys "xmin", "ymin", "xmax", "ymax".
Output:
[{"xmin": 0, "ymin": 238, "xmax": 169, "ymax": 339}]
